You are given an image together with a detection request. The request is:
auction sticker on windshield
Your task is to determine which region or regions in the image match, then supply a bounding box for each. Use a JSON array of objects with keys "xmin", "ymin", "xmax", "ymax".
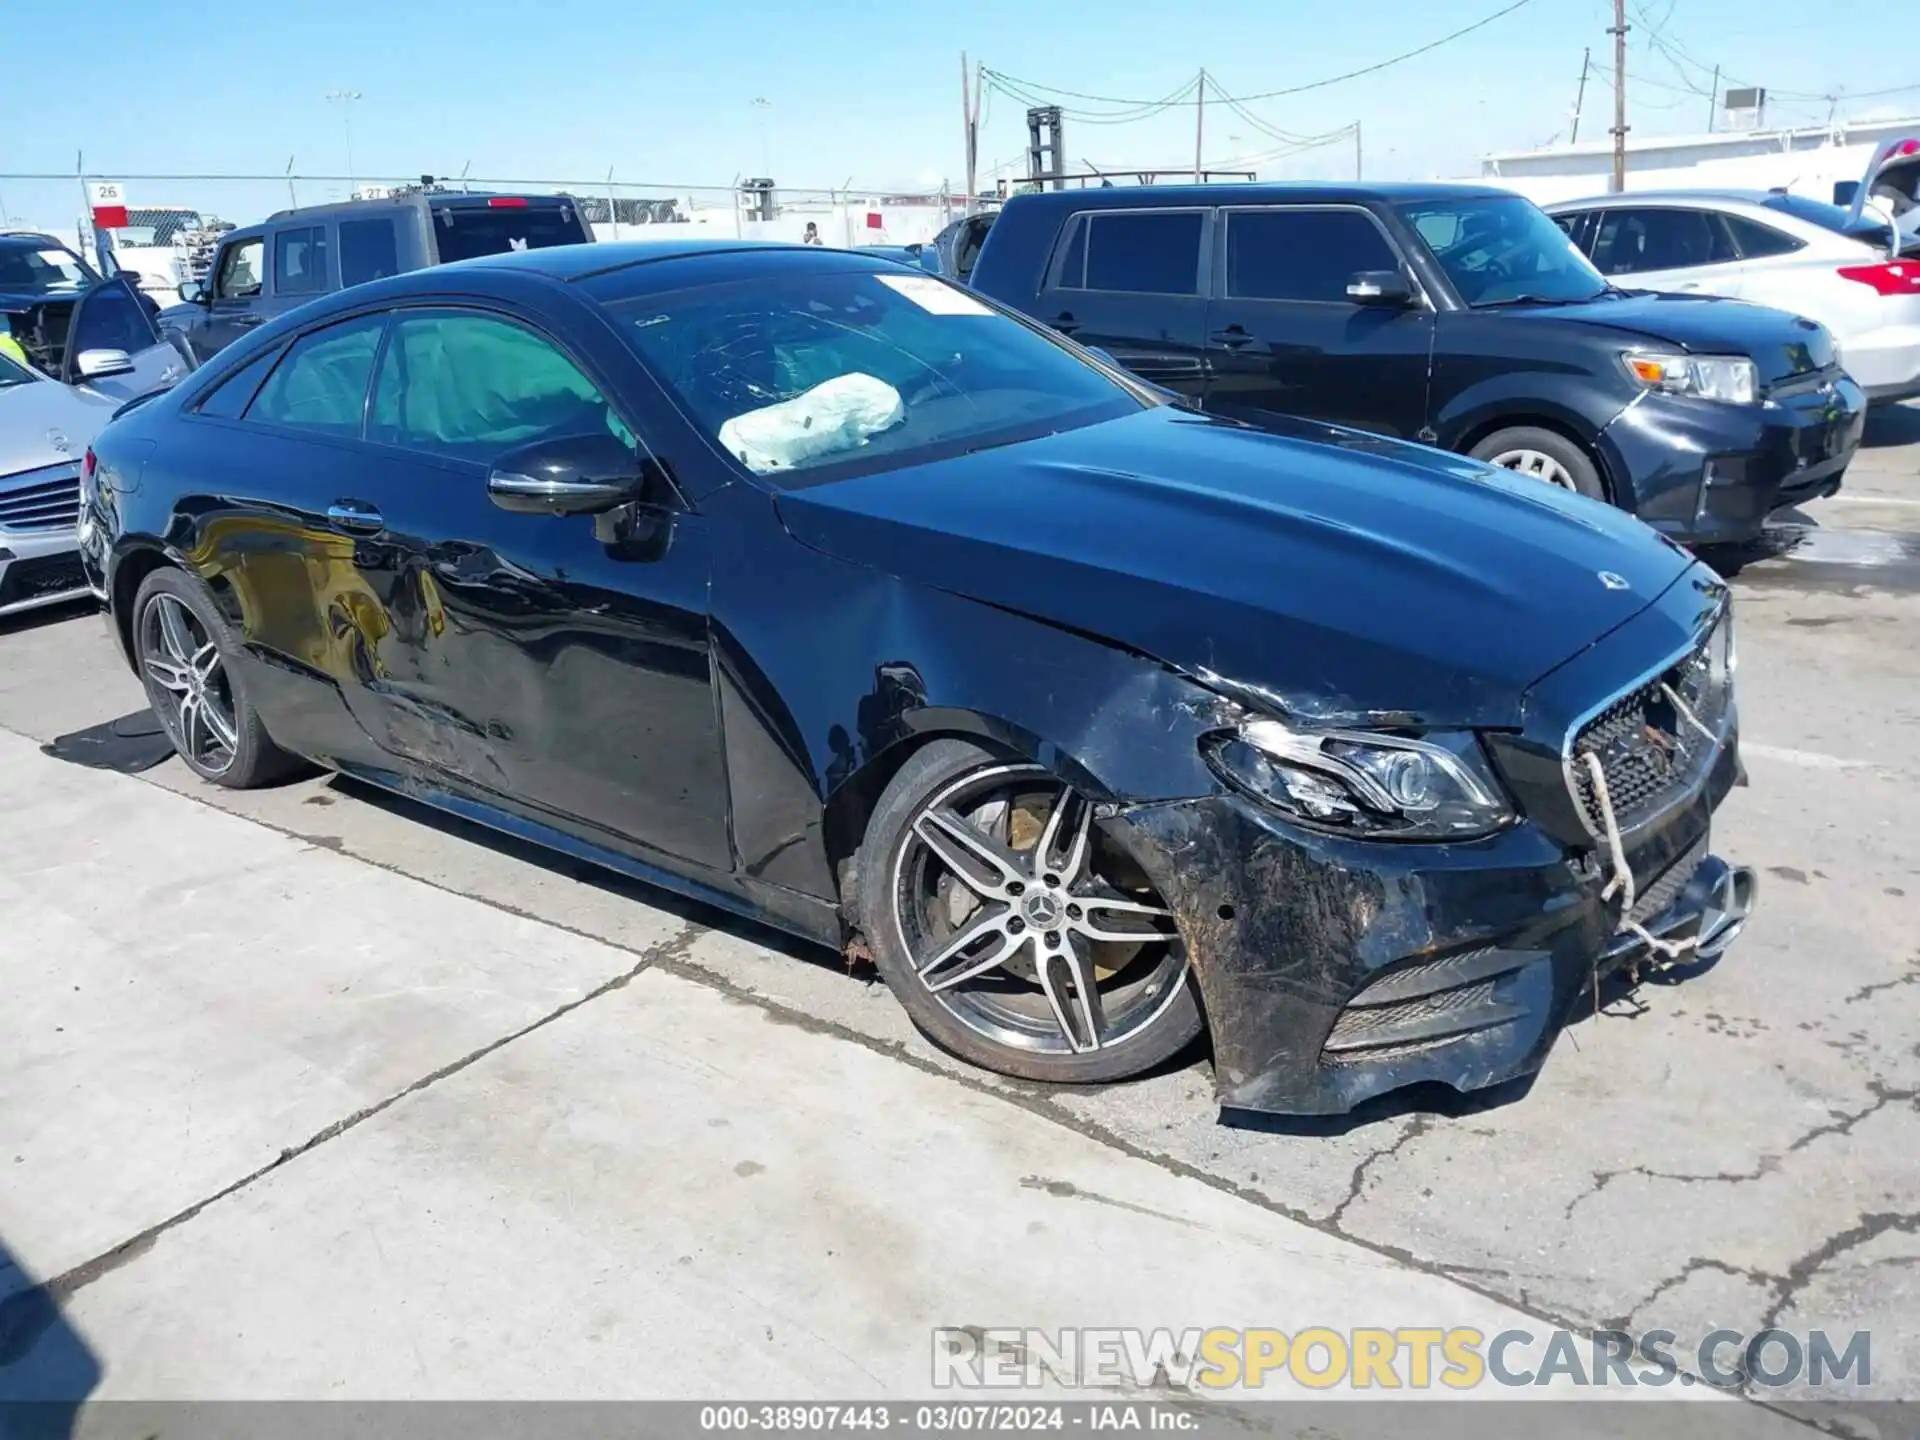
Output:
[{"xmin": 876, "ymin": 273, "xmax": 993, "ymax": 316}]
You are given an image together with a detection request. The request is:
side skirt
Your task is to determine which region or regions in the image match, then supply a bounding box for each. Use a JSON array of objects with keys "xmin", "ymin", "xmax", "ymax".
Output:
[{"xmin": 328, "ymin": 757, "xmax": 848, "ymax": 953}]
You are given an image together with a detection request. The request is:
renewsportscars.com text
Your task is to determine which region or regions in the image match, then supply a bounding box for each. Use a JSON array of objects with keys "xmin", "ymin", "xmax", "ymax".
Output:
[{"xmin": 932, "ymin": 1326, "xmax": 1872, "ymax": 1391}]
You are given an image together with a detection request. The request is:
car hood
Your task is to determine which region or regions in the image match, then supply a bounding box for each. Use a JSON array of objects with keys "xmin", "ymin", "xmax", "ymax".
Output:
[
  {"xmin": 1495, "ymin": 290, "xmax": 1835, "ymax": 389},
  {"xmin": 775, "ymin": 406, "xmax": 1694, "ymax": 729},
  {"xmin": 0, "ymin": 376, "xmax": 115, "ymax": 477}
]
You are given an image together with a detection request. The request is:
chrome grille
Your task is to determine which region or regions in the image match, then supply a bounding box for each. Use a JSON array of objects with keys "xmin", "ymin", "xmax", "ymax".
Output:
[
  {"xmin": 0, "ymin": 462, "xmax": 82, "ymax": 534},
  {"xmin": 1568, "ymin": 613, "xmax": 1733, "ymax": 837}
]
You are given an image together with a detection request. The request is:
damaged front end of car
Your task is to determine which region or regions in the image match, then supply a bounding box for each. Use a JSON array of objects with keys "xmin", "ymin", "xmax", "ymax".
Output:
[{"xmin": 1105, "ymin": 568, "xmax": 1755, "ymax": 1118}]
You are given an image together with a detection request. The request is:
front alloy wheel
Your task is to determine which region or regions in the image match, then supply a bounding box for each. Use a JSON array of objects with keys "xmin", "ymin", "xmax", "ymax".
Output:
[{"xmin": 858, "ymin": 741, "xmax": 1204, "ymax": 1083}]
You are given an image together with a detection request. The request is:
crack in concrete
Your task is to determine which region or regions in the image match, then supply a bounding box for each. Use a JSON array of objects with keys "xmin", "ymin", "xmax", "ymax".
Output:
[
  {"xmin": 1325, "ymin": 1113, "xmax": 1433, "ymax": 1231},
  {"xmin": 1561, "ymin": 1082, "xmax": 1917, "ymax": 1224},
  {"xmin": 1842, "ymin": 969, "xmax": 1919, "ymax": 1005},
  {"xmin": 1608, "ymin": 1255, "xmax": 1778, "ymax": 1333},
  {"xmin": 1757, "ymin": 1210, "xmax": 1920, "ymax": 1336},
  {"xmin": 1785, "ymin": 1081, "xmax": 1918, "ymax": 1153},
  {"xmin": 0, "ymin": 918, "xmax": 702, "ymax": 1361}
]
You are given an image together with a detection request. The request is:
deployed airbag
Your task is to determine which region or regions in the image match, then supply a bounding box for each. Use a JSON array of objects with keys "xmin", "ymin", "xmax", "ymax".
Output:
[{"xmin": 717, "ymin": 372, "xmax": 904, "ymax": 473}]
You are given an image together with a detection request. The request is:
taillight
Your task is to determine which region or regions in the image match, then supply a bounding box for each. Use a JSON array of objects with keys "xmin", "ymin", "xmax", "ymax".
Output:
[
  {"xmin": 81, "ymin": 447, "xmax": 97, "ymax": 482},
  {"xmin": 487, "ymin": 196, "xmax": 530, "ymax": 208},
  {"xmin": 1836, "ymin": 261, "xmax": 1920, "ymax": 296}
]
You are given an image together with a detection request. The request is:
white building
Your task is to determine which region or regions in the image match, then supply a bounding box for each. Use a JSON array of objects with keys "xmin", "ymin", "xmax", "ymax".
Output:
[{"xmin": 1472, "ymin": 115, "xmax": 1920, "ymax": 206}]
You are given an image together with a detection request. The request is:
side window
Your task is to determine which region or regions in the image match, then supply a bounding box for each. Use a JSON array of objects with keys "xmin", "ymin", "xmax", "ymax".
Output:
[
  {"xmin": 243, "ymin": 313, "xmax": 387, "ymax": 436},
  {"xmin": 273, "ymin": 227, "xmax": 330, "ymax": 296},
  {"xmin": 1049, "ymin": 215, "xmax": 1088, "ymax": 288},
  {"xmin": 338, "ymin": 219, "xmax": 401, "ymax": 288},
  {"xmin": 368, "ymin": 311, "xmax": 622, "ymax": 464},
  {"xmin": 1081, "ymin": 210, "xmax": 1204, "ymax": 295},
  {"xmin": 1590, "ymin": 208, "xmax": 1738, "ymax": 275},
  {"xmin": 70, "ymin": 276, "xmax": 160, "ymax": 357},
  {"xmin": 1225, "ymin": 208, "xmax": 1402, "ymax": 303},
  {"xmin": 214, "ymin": 238, "xmax": 264, "ymax": 300},
  {"xmin": 193, "ymin": 344, "xmax": 286, "ymax": 418},
  {"xmin": 1724, "ymin": 214, "xmax": 1805, "ymax": 259}
]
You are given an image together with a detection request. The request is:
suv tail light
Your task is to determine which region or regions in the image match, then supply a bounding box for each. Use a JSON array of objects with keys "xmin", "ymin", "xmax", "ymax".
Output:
[
  {"xmin": 487, "ymin": 196, "xmax": 530, "ymax": 208},
  {"xmin": 80, "ymin": 447, "xmax": 98, "ymax": 494},
  {"xmin": 1837, "ymin": 261, "xmax": 1920, "ymax": 296}
]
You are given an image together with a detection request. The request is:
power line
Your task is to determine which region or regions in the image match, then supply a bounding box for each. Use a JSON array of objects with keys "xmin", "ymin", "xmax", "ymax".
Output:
[
  {"xmin": 1229, "ymin": 0, "xmax": 1537, "ymax": 99},
  {"xmin": 982, "ymin": 0, "xmax": 1535, "ymax": 112},
  {"xmin": 982, "ymin": 71, "xmax": 1201, "ymax": 125}
]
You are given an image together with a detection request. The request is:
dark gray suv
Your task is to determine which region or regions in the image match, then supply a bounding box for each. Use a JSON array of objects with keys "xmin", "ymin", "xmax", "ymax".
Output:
[{"xmin": 161, "ymin": 191, "xmax": 592, "ymax": 361}]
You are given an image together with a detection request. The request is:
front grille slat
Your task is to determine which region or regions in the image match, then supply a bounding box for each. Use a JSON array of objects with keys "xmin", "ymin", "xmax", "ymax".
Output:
[
  {"xmin": 0, "ymin": 467, "xmax": 82, "ymax": 534},
  {"xmin": 1568, "ymin": 616, "xmax": 1731, "ymax": 838}
]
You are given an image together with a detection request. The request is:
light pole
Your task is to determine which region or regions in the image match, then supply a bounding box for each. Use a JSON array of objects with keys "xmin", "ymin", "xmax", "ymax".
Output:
[
  {"xmin": 751, "ymin": 97, "xmax": 772, "ymax": 178},
  {"xmin": 326, "ymin": 89, "xmax": 363, "ymax": 197}
]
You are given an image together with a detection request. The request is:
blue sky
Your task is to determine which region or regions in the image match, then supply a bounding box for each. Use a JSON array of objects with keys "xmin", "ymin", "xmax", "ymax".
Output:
[{"xmin": 2, "ymin": 0, "xmax": 1914, "ymax": 226}]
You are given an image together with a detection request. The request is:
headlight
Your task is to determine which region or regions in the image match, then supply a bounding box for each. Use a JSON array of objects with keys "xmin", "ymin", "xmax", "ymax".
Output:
[
  {"xmin": 1623, "ymin": 350, "xmax": 1758, "ymax": 405},
  {"xmin": 1202, "ymin": 719, "xmax": 1514, "ymax": 841}
]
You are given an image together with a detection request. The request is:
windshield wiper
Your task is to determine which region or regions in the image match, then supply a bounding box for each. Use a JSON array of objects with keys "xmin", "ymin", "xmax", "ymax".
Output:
[{"xmin": 1476, "ymin": 293, "xmax": 1583, "ymax": 308}]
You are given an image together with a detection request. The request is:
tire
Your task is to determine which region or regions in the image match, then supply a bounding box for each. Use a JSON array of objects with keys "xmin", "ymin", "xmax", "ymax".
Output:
[
  {"xmin": 131, "ymin": 567, "xmax": 306, "ymax": 788},
  {"xmin": 853, "ymin": 739, "xmax": 1204, "ymax": 1084},
  {"xmin": 1469, "ymin": 426, "xmax": 1607, "ymax": 501}
]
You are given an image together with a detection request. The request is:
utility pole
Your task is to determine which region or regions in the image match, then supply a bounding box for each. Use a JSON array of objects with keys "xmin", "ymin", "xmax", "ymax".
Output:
[
  {"xmin": 1355, "ymin": 121, "xmax": 1363, "ymax": 180},
  {"xmin": 1571, "ymin": 47, "xmax": 1591, "ymax": 143},
  {"xmin": 1609, "ymin": 0, "xmax": 1628, "ymax": 192},
  {"xmin": 1706, "ymin": 65, "xmax": 1720, "ymax": 131},
  {"xmin": 961, "ymin": 52, "xmax": 980, "ymax": 214},
  {"xmin": 1194, "ymin": 69, "xmax": 1206, "ymax": 182},
  {"xmin": 326, "ymin": 89, "xmax": 362, "ymax": 198}
]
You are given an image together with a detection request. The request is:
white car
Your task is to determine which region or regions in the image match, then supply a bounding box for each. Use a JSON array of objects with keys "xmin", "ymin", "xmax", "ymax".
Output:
[
  {"xmin": 1545, "ymin": 189, "xmax": 1920, "ymax": 405},
  {"xmin": 1, "ymin": 274, "xmax": 191, "ymax": 617}
]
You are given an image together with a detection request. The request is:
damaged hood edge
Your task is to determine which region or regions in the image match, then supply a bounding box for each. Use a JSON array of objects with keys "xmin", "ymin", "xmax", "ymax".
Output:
[{"xmin": 774, "ymin": 406, "xmax": 1697, "ymax": 731}]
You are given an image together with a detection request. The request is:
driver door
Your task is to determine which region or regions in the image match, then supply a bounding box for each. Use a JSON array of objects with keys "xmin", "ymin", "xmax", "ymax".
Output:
[
  {"xmin": 61, "ymin": 273, "xmax": 192, "ymax": 402},
  {"xmin": 1202, "ymin": 204, "xmax": 1433, "ymax": 436},
  {"xmin": 193, "ymin": 234, "xmax": 268, "ymax": 359}
]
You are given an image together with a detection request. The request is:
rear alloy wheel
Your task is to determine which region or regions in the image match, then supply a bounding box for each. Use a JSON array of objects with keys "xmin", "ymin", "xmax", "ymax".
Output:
[
  {"xmin": 1470, "ymin": 425, "xmax": 1607, "ymax": 501},
  {"xmin": 132, "ymin": 568, "xmax": 304, "ymax": 788},
  {"xmin": 857, "ymin": 741, "xmax": 1203, "ymax": 1083}
]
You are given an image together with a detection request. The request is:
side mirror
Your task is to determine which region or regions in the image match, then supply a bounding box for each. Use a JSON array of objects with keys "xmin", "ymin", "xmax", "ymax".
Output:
[
  {"xmin": 1346, "ymin": 269, "xmax": 1415, "ymax": 307},
  {"xmin": 75, "ymin": 348, "xmax": 136, "ymax": 380},
  {"xmin": 1833, "ymin": 180, "xmax": 1860, "ymax": 207},
  {"xmin": 487, "ymin": 431, "xmax": 646, "ymax": 516}
]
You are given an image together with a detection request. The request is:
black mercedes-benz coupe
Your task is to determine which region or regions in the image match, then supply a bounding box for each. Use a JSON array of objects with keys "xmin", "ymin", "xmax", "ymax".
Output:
[{"xmin": 79, "ymin": 239, "xmax": 1755, "ymax": 1117}]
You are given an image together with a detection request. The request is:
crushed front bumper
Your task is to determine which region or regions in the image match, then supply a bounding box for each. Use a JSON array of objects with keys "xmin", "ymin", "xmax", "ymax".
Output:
[
  {"xmin": 1600, "ymin": 375, "xmax": 1866, "ymax": 545},
  {"xmin": 0, "ymin": 529, "xmax": 90, "ymax": 618},
  {"xmin": 1111, "ymin": 740, "xmax": 1748, "ymax": 1118}
]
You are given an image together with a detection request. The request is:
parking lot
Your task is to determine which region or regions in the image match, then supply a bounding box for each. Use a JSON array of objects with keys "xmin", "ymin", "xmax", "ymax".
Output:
[{"xmin": 3, "ymin": 406, "xmax": 1917, "ymax": 1413}]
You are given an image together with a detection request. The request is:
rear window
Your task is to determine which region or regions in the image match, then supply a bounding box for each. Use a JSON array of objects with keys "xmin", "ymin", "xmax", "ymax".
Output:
[
  {"xmin": 1762, "ymin": 191, "xmax": 1893, "ymax": 249},
  {"xmin": 429, "ymin": 202, "xmax": 590, "ymax": 263}
]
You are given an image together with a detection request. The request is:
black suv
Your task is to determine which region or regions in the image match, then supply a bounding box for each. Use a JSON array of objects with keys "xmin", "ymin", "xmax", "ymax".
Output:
[
  {"xmin": 161, "ymin": 191, "xmax": 591, "ymax": 361},
  {"xmin": 969, "ymin": 183, "xmax": 1865, "ymax": 545}
]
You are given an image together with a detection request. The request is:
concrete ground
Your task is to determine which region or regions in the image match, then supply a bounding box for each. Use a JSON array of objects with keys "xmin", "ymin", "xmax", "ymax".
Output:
[{"xmin": 2, "ymin": 407, "xmax": 1917, "ymax": 1421}]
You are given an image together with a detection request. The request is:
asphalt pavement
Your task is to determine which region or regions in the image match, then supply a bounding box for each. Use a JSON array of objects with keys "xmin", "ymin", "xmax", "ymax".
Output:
[{"xmin": 1, "ymin": 406, "xmax": 1916, "ymax": 1424}]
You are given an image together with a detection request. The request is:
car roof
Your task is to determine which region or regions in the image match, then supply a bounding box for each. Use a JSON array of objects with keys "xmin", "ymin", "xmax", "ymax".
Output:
[
  {"xmin": 999, "ymin": 181, "xmax": 1518, "ymax": 211},
  {"xmin": 443, "ymin": 237, "xmax": 911, "ymax": 293},
  {"xmin": 261, "ymin": 190, "xmax": 577, "ymax": 224},
  {"xmin": 1546, "ymin": 189, "xmax": 1795, "ymax": 211}
]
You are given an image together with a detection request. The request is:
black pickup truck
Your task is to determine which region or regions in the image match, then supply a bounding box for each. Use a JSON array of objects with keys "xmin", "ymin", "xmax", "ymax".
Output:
[
  {"xmin": 160, "ymin": 191, "xmax": 592, "ymax": 362},
  {"xmin": 966, "ymin": 183, "xmax": 1865, "ymax": 545}
]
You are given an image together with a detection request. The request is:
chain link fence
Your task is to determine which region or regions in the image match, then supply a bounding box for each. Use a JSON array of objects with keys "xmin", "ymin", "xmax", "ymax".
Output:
[{"xmin": 1, "ymin": 170, "xmax": 973, "ymax": 304}]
